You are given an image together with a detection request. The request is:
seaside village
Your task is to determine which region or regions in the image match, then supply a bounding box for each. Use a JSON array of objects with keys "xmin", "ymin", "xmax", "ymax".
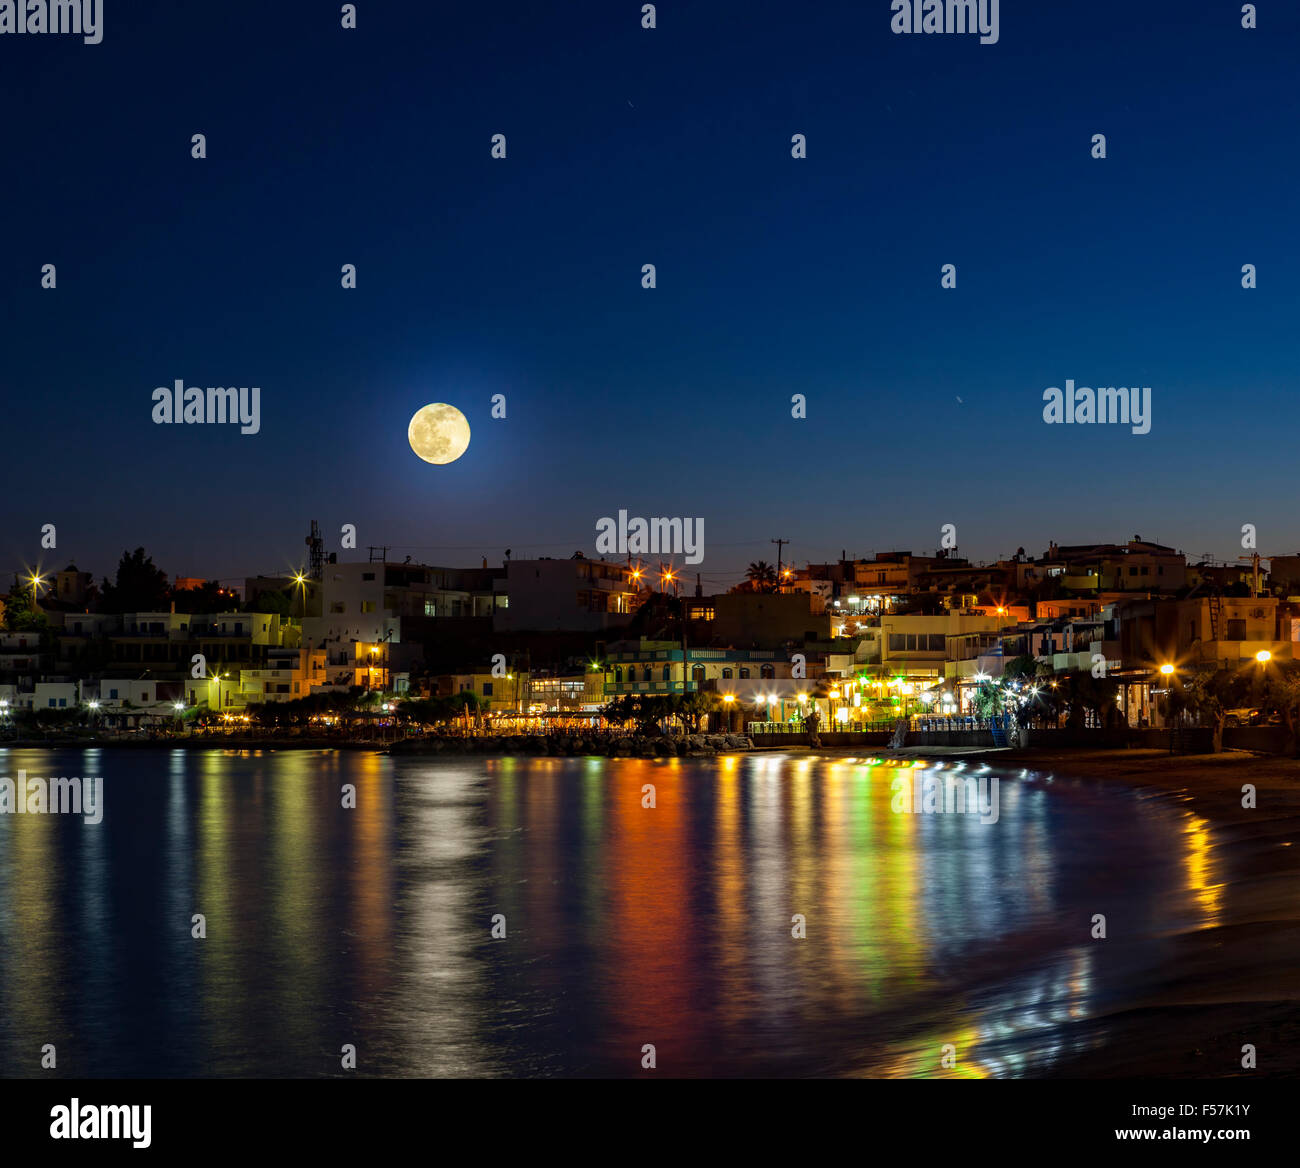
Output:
[{"xmin": 5, "ymin": 528, "xmax": 1300, "ymax": 748}]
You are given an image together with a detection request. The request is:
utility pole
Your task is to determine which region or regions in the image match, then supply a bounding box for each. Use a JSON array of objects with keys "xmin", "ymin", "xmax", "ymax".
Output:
[{"xmin": 771, "ymin": 538, "xmax": 788, "ymax": 591}]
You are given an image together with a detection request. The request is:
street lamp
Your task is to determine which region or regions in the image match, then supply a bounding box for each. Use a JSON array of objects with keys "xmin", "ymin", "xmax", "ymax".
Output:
[
  {"xmin": 1158, "ymin": 663, "xmax": 1175, "ymax": 728},
  {"xmin": 1255, "ymin": 649, "xmax": 1271, "ymax": 663}
]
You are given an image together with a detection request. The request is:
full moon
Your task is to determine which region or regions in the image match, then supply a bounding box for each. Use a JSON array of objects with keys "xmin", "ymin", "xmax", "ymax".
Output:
[{"xmin": 407, "ymin": 403, "xmax": 471, "ymax": 465}]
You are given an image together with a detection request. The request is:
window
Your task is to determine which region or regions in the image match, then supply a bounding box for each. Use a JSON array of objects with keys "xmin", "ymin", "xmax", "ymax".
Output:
[
  {"xmin": 59, "ymin": 698, "xmax": 66, "ymax": 707},
  {"xmin": 614, "ymin": 667, "xmax": 622, "ymax": 685},
  {"xmin": 483, "ymin": 683, "xmax": 493, "ymax": 696},
  {"xmin": 141, "ymin": 692, "xmax": 150, "ymax": 702},
  {"xmin": 739, "ymin": 668, "xmax": 750, "ymax": 679},
  {"xmin": 331, "ymin": 602, "xmax": 346, "ymax": 613},
  {"xmin": 642, "ymin": 666, "xmax": 651, "ymax": 682},
  {"xmin": 110, "ymin": 688, "xmax": 118, "ymax": 699},
  {"xmin": 662, "ymin": 664, "xmax": 671, "ymax": 681},
  {"xmin": 362, "ymin": 572, "xmax": 375, "ymax": 581},
  {"xmin": 48, "ymin": 698, "xmax": 56, "ymax": 707},
  {"xmin": 722, "ymin": 667, "xmax": 733, "ymax": 679},
  {"xmin": 692, "ymin": 664, "xmax": 705, "ymax": 682},
  {"xmin": 760, "ymin": 664, "xmax": 775, "ymax": 679},
  {"xmin": 424, "ymin": 601, "xmax": 437, "ymax": 617},
  {"xmin": 1225, "ymin": 619, "xmax": 1246, "ymax": 642},
  {"xmin": 361, "ymin": 601, "xmax": 376, "ymax": 613}
]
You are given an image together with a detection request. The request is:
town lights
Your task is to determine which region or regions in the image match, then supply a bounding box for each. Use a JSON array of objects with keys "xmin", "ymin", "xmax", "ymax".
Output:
[
  {"xmin": 1256, "ymin": 650, "xmax": 1272, "ymax": 663},
  {"xmin": 1159, "ymin": 663, "xmax": 1175, "ymax": 676},
  {"xmin": 722, "ymin": 694, "xmax": 735, "ymax": 704}
]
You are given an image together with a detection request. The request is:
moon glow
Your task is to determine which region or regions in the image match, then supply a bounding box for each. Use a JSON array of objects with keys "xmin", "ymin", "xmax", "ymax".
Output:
[{"xmin": 408, "ymin": 403, "xmax": 471, "ymax": 465}]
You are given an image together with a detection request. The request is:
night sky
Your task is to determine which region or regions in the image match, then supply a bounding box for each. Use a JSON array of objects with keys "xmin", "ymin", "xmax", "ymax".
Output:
[{"xmin": 2, "ymin": 1, "xmax": 1296, "ymax": 591}]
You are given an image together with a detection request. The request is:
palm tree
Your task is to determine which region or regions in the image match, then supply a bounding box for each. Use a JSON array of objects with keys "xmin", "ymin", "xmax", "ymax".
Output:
[{"xmin": 745, "ymin": 561, "xmax": 777, "ymax": 592}]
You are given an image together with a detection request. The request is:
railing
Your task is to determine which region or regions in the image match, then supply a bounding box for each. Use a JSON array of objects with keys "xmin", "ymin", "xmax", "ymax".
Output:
[{"xmin": 911, "ymin": 715, "xmax": 1001, "ymax": 732}]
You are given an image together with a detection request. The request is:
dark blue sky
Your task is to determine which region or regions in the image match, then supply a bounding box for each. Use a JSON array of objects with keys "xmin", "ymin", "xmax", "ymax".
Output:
[{"xmin": 2, "ymin": 1, "xmax": 1296, "ymax": 591}]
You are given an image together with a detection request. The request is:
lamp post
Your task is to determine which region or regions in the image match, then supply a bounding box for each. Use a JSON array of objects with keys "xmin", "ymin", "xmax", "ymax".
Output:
[{"xmin": 1159, "ymin": 663, "xmax": 1175, "ymax": 729}]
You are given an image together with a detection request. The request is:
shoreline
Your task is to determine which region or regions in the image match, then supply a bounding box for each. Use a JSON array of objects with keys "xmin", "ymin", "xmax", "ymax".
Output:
[{"xmin": 980, "ymin": 749, "xmax": 1300, "ymax": 1078}]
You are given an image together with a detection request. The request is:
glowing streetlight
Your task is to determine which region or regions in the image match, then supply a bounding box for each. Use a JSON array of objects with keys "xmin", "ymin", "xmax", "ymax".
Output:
[
  {"xmin": 1159, "ymin": 663, "xmax": 1175, "ymax": 676},
  {"xmin": 1255, "ymin": 650, "xmax": 1272, "ymax": 663}
]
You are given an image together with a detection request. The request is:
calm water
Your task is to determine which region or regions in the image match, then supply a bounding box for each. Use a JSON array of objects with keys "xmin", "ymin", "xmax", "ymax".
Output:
[{"xmin": 0, "ymin": 747, "xmax": 1221, "ymax": 1078}]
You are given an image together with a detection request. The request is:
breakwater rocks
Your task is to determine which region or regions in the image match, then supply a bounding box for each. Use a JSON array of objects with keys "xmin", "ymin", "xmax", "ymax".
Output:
[{"xmin": 387, "ymin": 733, "xmax": 754, "ymax": 758}]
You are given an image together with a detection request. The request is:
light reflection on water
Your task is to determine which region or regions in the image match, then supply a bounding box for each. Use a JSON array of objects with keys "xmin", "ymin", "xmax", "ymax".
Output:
[{"xmin": 0, "ymin": 748, "xmax": 1215, "ymax": 1077}]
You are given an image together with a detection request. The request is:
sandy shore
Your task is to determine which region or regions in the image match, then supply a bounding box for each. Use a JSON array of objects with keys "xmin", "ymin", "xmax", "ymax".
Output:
[{"xmin": 989, "ymin": 749, "xmax": 1300, "ymax": 1078}]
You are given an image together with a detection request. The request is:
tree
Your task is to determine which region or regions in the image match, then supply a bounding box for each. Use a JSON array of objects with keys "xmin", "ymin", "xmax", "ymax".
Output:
[
  {"xmin": 743, "ymin": 561, "xmax": 777, "ymax": 592},
  {"xmin": 1053, "ymin": 670, "xmax": 1121, "ymax": 731},
  {"xmin": 3, "ymin": 582, "xmax": 48, "ymax": 632},
  {"xmin": 972, "ymin": 679, "xmax": 1005, "ymax": 719},
  {"xmin": 100, "ymin": 548, "xmax": 170, "ymax": 613},
  {"xmin": 1253, "ymin": 659, "xmax": 1300, "ymax": 756},
  {"xmin": 678, "ymin": 690, "xmax": 719, "ymax": 732},
  {"xmin": 246, "ymin": 589, "xmax": 292, "ymax": 617},
  {"xmin": 1168, "ymin": 667, "xmax": 1248, "ymax": 753},
  {"xmin": 174, "ymin": 580, "xmax": 240, "ymax": 614},
  {"xmin": 1003, "ymin": 655, "xmax": 1040, "ymax": 682}
]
